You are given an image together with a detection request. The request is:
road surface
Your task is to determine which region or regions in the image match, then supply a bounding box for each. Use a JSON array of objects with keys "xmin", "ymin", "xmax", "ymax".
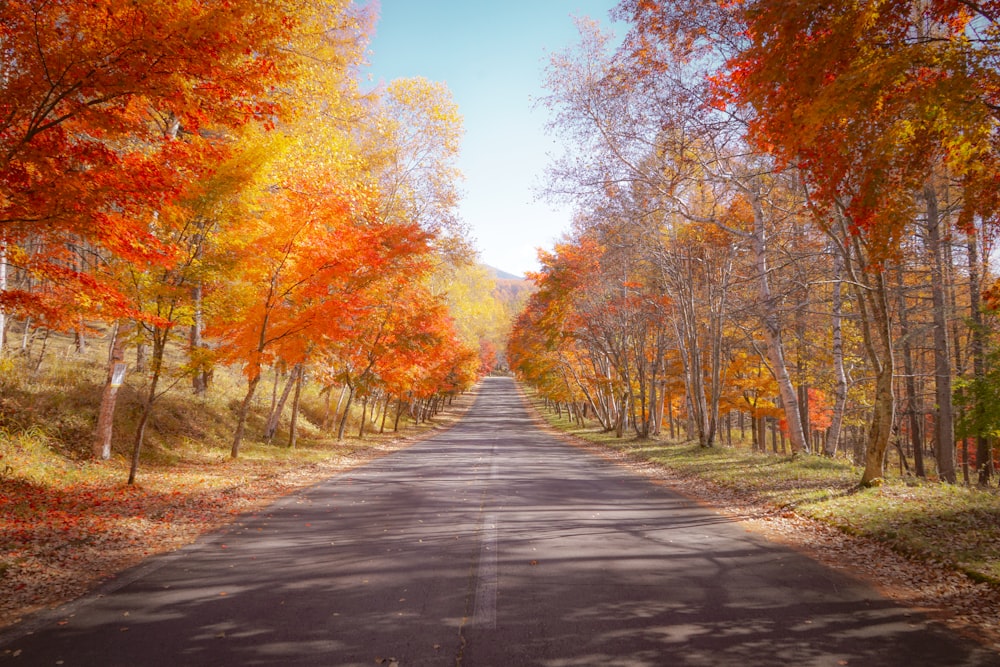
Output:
[{"xmin": 2, "ymin": 376, "xmax": 998, "ymax": 666}]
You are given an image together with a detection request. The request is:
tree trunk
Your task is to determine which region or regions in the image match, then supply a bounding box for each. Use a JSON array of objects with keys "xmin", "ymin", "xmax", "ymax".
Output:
[
  {"xmin": 269, "ymin": 365, "xmax": 282, "ymax": 420},
  {"xmin": 371, "ymin": 390, "xmax": 385, "ymax": 426},
  {"xmin": 190, "ymin": 283, "xmax": 209, "ymax": 394},
  {"xmin": 20, "ymin": 316, "xmax": 31, "ymax": 353},
  {"xmin": 358, "ymin": 394, "xmax": 369, "ymax": 438},
  {"xmin": 673, "ymin": 281, "xmax": 711, "ymax": 446},
  {"xmin": 337, "ymin": 384, "xmax": 355, "ymax": 441},
  {"xmin": 31, "ymin": 328, "xmax": 50, "ymax": 377},
  {"xmin": 825, "ymin": 250, "xmax": 848, "ymax": 457},
  {"xmin": 71, "ymin": 240, "xmax": 86, "ymax": 355},
  {"xmin": 795, "ymin": 224, "xmax": 811, "ymax": 447},
  {"xmin": 129, "ymin": 407, "xmax": 151, "ymax": 485},
  {"xmin": 945, "ymin": 228, "xmax": 968, "ymax": 485},
  {"xmin": 232, "ymin": 374, "xmax": 262, "ymax": 459},
  {"xmin": 232, "ymin": 287, "xmax": 273, "ymax": 458},
  {"xmin": 648, "ymin": 378, "xmax": 658, "ymax": 437},
  {"xmin": 750, "ymin": 204, "xmax": 808, "ymax": 454},
  {"xmin": 380, "ymin": 393, "xmax": 391, "ymax": 434},
  {"xmin": 830, "ymin": 209, "xmax": 896, "ymax": 487},
  {"xmin": 320, "ymin": 384, "xmax": 334, "ymax": 430},
  {"xmin": 93, "ymin": 321, "xmax": 130, "ymax": 460},
  {"xmin": 897, "ymin": 266, "xmax": 926, "ymax": 478},
  {"xmin": 756, "ymin": 414, "xmax": 766, "ymax": 453},
  {"xmin": 615, "ymin": 391, "xmax": 628, "ymax": 438},
  {"xmin": 136, "ymin": 340, "xmax": 148, "ymax": 373},
  {"xmin": 394, "ymin": 396, "xmax": 405, "ymax": 431},
  {"xmin": 288, "ymin": 366, "xmax": 304, "ymax": 448},
  {"xmin": 323, "ymin": 385, "xmax": 347, "ymax": 431},
  {"xmin": 924, "ymin": 184, "xmax": 956, "ymax": 483},
  {"xmin": 967, "ymin": 226, "xmax": 992, "ymax": 485},
  {"xmin": 706, "ymin": 261, "xmax": 729, "ymax": 450},
  {"xmin": 128, "ymin": 327, "xmax": 168, "ymax": 484},
  {"xmin": 265, "ymin": 363, "xmax": 301, "ymax": 442},
  {"xmin": 859, "ymin": 274, "xmax": 896, "ymax": 487}
]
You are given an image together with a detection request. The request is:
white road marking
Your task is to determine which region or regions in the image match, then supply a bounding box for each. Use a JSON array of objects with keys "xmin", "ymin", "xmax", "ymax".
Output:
[{"xmin": 472, "ymin": 512, "xmax": 498, "ymax": 629}]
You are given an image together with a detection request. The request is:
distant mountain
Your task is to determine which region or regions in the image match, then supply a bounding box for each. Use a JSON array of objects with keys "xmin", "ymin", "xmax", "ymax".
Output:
[
  {"xmin": 484, "ymin": 265, "xmax": 524, "ymax": 282},
  {"xmin": 483, "ymin": 264, "xmax": 534, "ymax": 316}
]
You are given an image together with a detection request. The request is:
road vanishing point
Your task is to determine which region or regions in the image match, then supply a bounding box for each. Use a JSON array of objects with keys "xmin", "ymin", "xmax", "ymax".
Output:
[{"xmin": 2, "ymin": 376, "xmax": 999, "ymax": 666}]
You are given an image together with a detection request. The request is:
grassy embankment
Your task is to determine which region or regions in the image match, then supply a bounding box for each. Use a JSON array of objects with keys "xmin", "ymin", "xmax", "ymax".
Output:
[
  {"xmin": 528, "ymin": 392, "xmax": 1000, "ymax": 588},
  {"xmin": 0, "ymin": 339, "xmax": 448, "ymax": 485}
]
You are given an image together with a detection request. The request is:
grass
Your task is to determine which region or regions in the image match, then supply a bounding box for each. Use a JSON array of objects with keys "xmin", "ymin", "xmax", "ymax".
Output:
[
  {"xmin": 531, "ymin": 395, "xmax": 1000, "ymax": 587},
  {"xmin": 0, "ymin": 330, "xmax": 432, "ymax": 475}
]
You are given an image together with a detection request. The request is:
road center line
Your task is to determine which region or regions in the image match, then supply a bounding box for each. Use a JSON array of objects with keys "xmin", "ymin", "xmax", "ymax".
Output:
[{"xmin": 472, "ymin": 511, "xmax": 498, "ymax": 629}]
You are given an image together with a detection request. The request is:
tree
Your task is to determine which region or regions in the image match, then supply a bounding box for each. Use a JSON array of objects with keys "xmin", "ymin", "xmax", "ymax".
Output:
[
  {"xmin": 0, "ymin": 0, "xmax": 308, "ymax": 326},
  {"xmin": 541, "ymin": 14, "xmax": 812, "ymax": 451},
  {"xmin": 435, "ymin": 261, "xmax": 512, "ymax": 362},
  {"xmin": 719, "ymin": 0, "xmax": 1000, "ymax": 483},
  {"xmin": 360, "ymin": 77, "xmax": 469, "ymax": 259},
  {"xmin": 210, "ymin": 169, "xmax": 434, "ymax": 457}
]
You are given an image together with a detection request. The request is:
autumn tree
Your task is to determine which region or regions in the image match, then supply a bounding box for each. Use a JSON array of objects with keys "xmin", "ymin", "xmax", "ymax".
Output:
[
  {"xmin": 509, "ymin": 234, "xmax": 604, "ymax": 425},
  {"xmin": 435, "ymin": 262, "xmax": 513, "ymax": 363},
  {"xmin": 359, "ymin": 77, "xmax": 469, "ymax": 259},
  {"xmin": 0, "ymin": 0, "xmax": 311, "ymax": 328},
  {"xmin": 3, "ymin": 0, "xmax": 474, "ymax": 481},
  {"xmin": 541, "ymin": 15, "xmax": 813, "ymax": 451},
  {"xmin": 716, "ymin": 0, "xmax": 1000, "ymax": 483},
  {"xmin": 210, "ymin": 167, "xmax": 436, "ymax": 457},
  {"xmin": 62, "ymin": 0, "xmax": 373, "ymax": 477}
]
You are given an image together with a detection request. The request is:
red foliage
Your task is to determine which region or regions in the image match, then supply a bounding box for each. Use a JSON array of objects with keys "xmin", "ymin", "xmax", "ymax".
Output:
[
  {"xmin": 479, "ymin": 340, "xmax": 499, "ymax": 375},
  {"xmin": 0, "ymin": 0, "xmax": 299, "ymax": 325},
  {"xmin": 779, "ymin": 388, "xmax": 833, "ymax": 436}
]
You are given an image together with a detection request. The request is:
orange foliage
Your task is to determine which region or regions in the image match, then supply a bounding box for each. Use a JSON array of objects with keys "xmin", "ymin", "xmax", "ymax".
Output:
[
  {"xmin": 779, "ymin": 388, "xmax": 833, "ymax": 436},
  {"xmin": 0, "ymin": 0, "xmax": 301, "ymax": 325},
  {"xmin": 207, "ymin": 172, "xmax": 429, "ymax": 383},
  {"xmin": 722, "ymin": 0, "xmax": 1000, "ymax": 246}
]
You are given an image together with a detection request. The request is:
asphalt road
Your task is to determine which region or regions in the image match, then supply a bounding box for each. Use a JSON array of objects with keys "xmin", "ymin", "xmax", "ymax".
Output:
[{"xmin": 2, "ymin": 376, "xmax": 999, "ymax": 666}]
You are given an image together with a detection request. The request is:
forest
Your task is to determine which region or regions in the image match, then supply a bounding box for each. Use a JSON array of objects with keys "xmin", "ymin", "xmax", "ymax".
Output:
[
  {"xmin": 509, "ymin": 0, "xmax": 1000, "ymax": 488},
  {"xmin": 0, "ymin": 0, "xmax": 520, "ymax": 483}
]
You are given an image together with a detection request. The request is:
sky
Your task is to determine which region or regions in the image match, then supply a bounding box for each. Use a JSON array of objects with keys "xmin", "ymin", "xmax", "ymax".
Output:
[{"xmin": 364, "ymin": 0, "xmax": 620, "ymax": 278}]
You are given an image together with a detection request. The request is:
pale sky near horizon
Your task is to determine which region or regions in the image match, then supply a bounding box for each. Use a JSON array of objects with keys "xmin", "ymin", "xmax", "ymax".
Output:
[{"xmin": 364, "ymin": 1, "xmax": 620, "ymax": 278}]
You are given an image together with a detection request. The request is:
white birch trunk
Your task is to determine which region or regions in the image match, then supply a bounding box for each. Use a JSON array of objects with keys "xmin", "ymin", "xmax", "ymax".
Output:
[
  {"xmin": 0, "ymin": 245, "xmax": 6, "ymax": 353},
  {"xmin": 924, "ymin": 183, "xmax": 956, "ymax": 482},
  {"xmin": 825, "ymin": 249, "xmax": 848, "ymax": 456},
  {"xmin": 750, "ymin": 199, "xmax": 808, "ymax": 454}
]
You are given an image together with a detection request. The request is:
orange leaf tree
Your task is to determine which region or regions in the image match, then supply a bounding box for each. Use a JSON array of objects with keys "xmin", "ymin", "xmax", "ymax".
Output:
[
  {"xmin": 208, "ymin": 169, "xmax": 434, "ymax": 457},
  {"xmin": 0, "ymin": 0, "xmax": 307, "ymax": 328},
  {"xmin": 718, "ymin": 0, "xmax": 1000, "ymax": 483}
]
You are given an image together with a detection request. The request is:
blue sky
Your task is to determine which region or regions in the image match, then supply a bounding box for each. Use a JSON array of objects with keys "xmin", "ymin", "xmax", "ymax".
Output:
[{"xmin": 364, "ymin": 1, "xmax": 620, "ymax": 277}]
